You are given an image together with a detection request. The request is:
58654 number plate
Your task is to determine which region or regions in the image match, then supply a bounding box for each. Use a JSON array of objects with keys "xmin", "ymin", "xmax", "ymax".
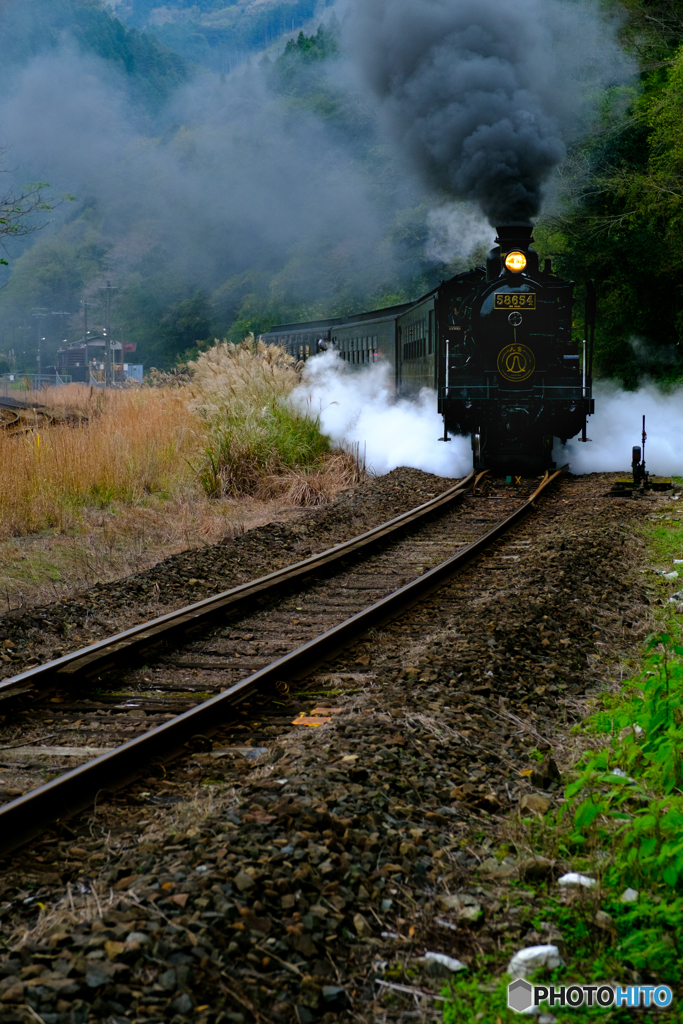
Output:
[{"xmin": 494, "ymin": 292, "xmax": 536, "ymax": 309}]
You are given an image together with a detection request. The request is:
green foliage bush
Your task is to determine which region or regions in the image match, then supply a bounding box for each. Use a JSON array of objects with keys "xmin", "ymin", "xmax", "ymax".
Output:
[{"xmin": 201, "ymin": 402, "xmax": 329, "ymax": 498}]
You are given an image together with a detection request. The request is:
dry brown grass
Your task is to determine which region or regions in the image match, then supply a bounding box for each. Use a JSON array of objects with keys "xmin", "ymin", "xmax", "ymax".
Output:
[
  {"xmin": 0, "ymin": 496, "xmax": 312, "ymax": 613},
  {"xmin": 0, "ymin": 342, "xmax": 366, "ymax": 606},
  {"xmin": 188, "ymin": 335, "xmax": 300, "ymax": 418},
  {"xmin": 253, "ymin": 449, "xmax": 366, "ymax": 505},
  {"xmin": 0, "ymin": 385, "xmax": 202, "ymax": 538},
  {"xmin": 29, "ymin": 382, "xmax": 98, "ymax": 417}
]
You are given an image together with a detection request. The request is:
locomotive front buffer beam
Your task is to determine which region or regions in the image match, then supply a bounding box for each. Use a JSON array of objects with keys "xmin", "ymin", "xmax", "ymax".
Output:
[{"xmin": 440, "ymin": 392, "xmax": 594, "ymax": 474}]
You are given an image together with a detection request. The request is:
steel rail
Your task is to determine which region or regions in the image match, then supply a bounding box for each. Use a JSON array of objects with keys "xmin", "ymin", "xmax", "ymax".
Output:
[
  {"xmin": 0, "ymin": 466, "xmax": 566, "ymax": 856},
  {"xmin": 0, "ymin": 471, "xmax": 477, "ymax": 698}
]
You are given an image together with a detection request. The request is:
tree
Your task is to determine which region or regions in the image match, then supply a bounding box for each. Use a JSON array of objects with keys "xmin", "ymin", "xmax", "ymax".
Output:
[
  {"xmin": 0, "ymin": 174, "xmax": 57, "ymax": 269},
  {"xmin": 540, "ymin": 2, "xmax": 683, "ymax": 388}
]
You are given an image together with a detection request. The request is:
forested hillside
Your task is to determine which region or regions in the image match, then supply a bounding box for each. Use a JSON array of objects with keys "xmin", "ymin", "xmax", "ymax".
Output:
[
  {"xmin": 106, "ymin": 0, "xmax": 335, "ymax": 69},
  {"xmin": 0, "ymin": 0, "xmax": 187, "ymax": 109},
  {"xmin": 0, "ymin": 0, "xmax": 682, "ymax": 384}
]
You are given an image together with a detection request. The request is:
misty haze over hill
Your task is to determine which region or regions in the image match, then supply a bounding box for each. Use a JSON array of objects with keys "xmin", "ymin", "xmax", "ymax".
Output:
[{"xmin": 0, "ymin": 0, "xmax": 629, "ymax": 374}]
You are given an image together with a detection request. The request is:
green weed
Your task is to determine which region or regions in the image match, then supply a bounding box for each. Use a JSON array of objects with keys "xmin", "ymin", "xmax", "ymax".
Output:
[
  {"xmin": 204, "ymin": 401, "xmax": 330, "ymax": 497},
  {"xmin": 563, "ymin": 633, "xmax": 683, "ymax": 884},
  {"xmin": 441, "ymin": 975, "xmax": 508, "ymax": 1023}
]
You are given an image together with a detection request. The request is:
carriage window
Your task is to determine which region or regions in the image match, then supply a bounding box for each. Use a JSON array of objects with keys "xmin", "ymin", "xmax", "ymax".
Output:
[{"xmin": 403, "ymin": 330, "xmax": 427, "ymax": 362}]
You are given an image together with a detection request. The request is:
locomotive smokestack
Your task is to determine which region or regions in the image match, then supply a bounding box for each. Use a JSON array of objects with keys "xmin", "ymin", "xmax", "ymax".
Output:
[{"xmin": 495, "ymin": 226, "xmax": 534, "ymax": 251}]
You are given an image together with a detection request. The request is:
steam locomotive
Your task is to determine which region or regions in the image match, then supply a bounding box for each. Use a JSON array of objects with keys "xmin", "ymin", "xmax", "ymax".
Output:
[{"xmin": 260, "ymin": 225, "xmax": 594, "ymax": 473}]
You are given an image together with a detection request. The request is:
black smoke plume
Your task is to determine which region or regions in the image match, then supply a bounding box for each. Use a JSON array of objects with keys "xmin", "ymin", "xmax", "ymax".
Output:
[{"xmin": 346, "ymin": 0, "xmax": 630, "ymax": 225}]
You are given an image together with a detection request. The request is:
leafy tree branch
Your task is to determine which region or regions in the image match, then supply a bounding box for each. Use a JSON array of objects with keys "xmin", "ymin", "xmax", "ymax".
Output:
[{"xmin": 0, "ymin": 173, "xmax": 66, "ymax": 267}]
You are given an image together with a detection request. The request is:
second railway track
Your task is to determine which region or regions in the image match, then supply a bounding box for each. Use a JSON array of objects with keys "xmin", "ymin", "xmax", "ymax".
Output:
[{"xmin": 0, "ymin": 468, "xmax": 565, "ymax": 854}]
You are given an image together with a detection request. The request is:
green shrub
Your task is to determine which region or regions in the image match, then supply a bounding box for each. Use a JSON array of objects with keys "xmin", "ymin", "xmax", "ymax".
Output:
[{"xmin": 189, "ymin": 336, "xmax": 331, "ymax": 497}]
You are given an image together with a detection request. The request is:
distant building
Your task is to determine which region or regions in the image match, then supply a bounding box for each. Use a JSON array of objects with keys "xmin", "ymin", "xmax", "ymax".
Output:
[{"xmin": 56, "ymin": 336, "xmax": 142, "ymax": 383}]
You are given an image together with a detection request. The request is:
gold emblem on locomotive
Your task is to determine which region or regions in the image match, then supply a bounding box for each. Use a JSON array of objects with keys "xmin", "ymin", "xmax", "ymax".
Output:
[{"xmin": 497, "ymin": 343, "xmax": 535, "ymax": 383}]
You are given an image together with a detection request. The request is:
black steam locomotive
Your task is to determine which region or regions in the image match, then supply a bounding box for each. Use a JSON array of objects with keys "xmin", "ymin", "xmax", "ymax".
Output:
[{"xmin": 260, "ymin": 225, "xmax": 594, "ymax": 473}]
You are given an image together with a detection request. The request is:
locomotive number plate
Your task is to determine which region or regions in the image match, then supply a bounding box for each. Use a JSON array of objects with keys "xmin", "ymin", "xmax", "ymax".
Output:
[{"xmin": 494, "ymin": 292, "xmax": 536, "ymax": 309}]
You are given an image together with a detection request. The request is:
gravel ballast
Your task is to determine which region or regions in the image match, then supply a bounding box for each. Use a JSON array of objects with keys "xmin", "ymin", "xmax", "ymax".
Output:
[
  {"xmin": 0, "ymin": 470, "xmax": 668, "ymax": 1023},
  {"xmin": 0, "ymin": 469, "xmax": 457, "ymax": 677}
]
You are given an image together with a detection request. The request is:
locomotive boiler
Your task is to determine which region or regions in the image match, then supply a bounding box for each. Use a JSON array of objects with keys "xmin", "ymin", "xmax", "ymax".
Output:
[{"xmin": 260, "ymin": 225, "xmax": 594, "ymax": 473}]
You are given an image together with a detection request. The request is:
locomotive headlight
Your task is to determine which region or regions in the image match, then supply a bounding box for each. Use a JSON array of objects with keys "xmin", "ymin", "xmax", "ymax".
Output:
[{"xmin": 504, "ymin": 250, "xmax": 527, "ymax": 273}]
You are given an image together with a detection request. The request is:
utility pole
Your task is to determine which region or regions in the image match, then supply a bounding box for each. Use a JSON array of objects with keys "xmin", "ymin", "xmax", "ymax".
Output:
[
  {"xmin": 51, "ymin": 312, "xmax": 72, "ymax": 382},
  {"xmin": 81, "ymin": 299, "xmax": 97, "ymax": 341},
  {"xmin": 99, "ymin": 281, "xmax": 117, "ymax": 386},
  {"xmin": 32, "ymin": 308, "xmax": 49, "ymax": 383},
  {"xmin": 14, "ymin": 325, "xmax": 27, "ymax": 368},
  {"xmin": 81, "ymin": 299, "xmax": 97, "ymax": 382}
]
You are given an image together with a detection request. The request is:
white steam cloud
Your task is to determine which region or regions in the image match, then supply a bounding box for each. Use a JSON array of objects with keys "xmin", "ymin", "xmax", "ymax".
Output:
[
  {"xmin": 293, "ymin": 361, "xmax": 683, "ymax": 480},
  {"xmin": 555, "ymin": 383, "xmax": 683, "ymax": 476},
  {"xmin": 290, "ymin": 351, "xmax": 472, "ymax": 477},
  {"xmin": 424, "ymin": 203, "xmax": 494, "ymax": 264}
]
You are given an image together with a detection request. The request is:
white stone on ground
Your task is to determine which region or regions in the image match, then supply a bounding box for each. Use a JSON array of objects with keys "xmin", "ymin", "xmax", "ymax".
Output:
[
  {"xmin": 507, "ymin": 945, "xmax": 564, "ymax": 980},
  {"xmin": 558, "ymin": 872, "xmax": 597, "ymax": 888}
]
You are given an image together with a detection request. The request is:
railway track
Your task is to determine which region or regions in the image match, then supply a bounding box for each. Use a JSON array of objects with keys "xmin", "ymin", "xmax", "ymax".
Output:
[{"xmin": 0, "ymin": 467, "xmax": 565, "ymax": 856}]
